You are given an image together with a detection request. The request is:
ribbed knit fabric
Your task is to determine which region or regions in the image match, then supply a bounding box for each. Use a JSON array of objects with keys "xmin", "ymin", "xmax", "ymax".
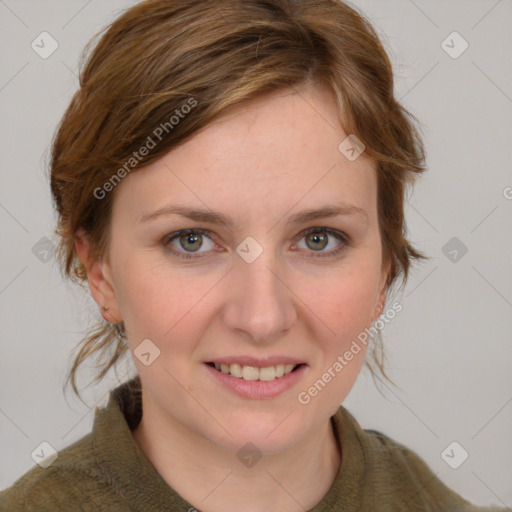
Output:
[{"xmin": 0, "ymin": 377, "xmax": 507, "ymax": 512}]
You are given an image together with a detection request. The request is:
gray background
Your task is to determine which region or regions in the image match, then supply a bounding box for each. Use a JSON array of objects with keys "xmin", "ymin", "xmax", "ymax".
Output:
[{"xmin": 0, "ymin": 0, "xmax": 511, "ymax": 507}]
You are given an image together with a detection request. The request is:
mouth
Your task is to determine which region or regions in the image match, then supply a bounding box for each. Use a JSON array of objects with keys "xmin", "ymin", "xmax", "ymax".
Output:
[{"xmin": 206, "ymin": 362, "xmax": 306, "ymax": 382}]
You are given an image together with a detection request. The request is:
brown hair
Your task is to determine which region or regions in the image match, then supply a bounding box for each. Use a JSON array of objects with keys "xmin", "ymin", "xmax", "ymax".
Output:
[{"xmin": 50, "ymin": 0, "xmax": 427, "ymax": 400}]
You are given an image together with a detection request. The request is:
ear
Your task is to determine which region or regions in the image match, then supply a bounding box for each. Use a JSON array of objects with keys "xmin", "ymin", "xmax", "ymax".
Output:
[
  {"xmin": 74, "ymin": 228, "xmax": 122, "ymax": 324},
  {"xmin": 371, "ymin": 257, "xmax": 391, "ymax": 323}
]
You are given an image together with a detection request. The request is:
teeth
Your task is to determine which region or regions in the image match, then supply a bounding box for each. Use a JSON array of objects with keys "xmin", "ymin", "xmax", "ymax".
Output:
[
  {"xmin": 230, "ymin": 363, "xmax": 242, "ymax": 378},
  {"xmin": 212, "ymin": 362, "xmax": 299, "ymax": 381},
  {"xmin": 242, "ymin": 366, "xmax": 259, "ymax": 381},
  {"xmin": 259, "ymin": 366, "xmax": 275, "ymax": 381}
]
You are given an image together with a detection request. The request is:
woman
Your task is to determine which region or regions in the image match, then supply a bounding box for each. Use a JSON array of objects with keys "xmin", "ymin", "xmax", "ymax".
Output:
[{"xmin": 0, "ymin": 0, "xmax": 507, "ymax": 510}]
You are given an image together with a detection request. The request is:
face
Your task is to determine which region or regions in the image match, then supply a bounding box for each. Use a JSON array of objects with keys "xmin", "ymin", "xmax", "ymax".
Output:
[{"xmin": 78, "ymin": 83, "xmax": 389, "ymax": 456}]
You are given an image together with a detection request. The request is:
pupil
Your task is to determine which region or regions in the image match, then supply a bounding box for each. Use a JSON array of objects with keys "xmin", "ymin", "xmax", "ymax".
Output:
[
  {"xmin": 182, "ymin": 233, "xmax": 201, "ymax": 252},
  {"xmin": 307, "ymin": 232, "xmax": 326, "ymax": 250}
]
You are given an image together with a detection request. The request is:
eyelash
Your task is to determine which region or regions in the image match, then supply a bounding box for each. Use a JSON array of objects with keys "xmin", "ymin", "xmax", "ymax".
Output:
[{"xmin": 162, "ymin": 227, "xmax": 350, "ymax": 260}]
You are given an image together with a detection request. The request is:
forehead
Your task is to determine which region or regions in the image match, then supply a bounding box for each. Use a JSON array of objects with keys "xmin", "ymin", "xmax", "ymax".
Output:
[{"xmin": 113, "ymin": 84, "xmax": 378, "ymax": 227}]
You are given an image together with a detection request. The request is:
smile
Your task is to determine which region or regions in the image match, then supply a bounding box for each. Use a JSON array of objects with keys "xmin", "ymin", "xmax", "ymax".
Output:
[
  {"xmin": 204, "ymin": 361, "xmax": 307, "ymax": 399},
  {"xmin": 206, "ymin": 362, "xmax": 303, "ymax": 381}
]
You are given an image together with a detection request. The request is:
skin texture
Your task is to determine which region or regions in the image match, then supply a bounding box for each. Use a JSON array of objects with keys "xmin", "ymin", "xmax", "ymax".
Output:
[{"xmin": 75, "ymin": 83, "xmax": 390, "ymax": 512}]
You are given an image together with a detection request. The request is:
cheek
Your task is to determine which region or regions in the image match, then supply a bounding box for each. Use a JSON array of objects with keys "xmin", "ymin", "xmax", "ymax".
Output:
[
  {"xmin": 300, "ymin": 277, "xmax": 374, "ymax": 411},
  {"xmin": 113, "ymin": 254, "xmax": 220, "ymax": 355},
  {"xmin": 295, "ymin": 257, "xmax": 380, "ymax": 398},
  {"xmin": 299, "ymin": 260, "xmax": 381, "ymax": 340}
]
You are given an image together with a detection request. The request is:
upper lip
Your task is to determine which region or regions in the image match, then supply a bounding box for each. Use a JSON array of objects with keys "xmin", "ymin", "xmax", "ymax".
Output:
[{"xmin": 206, "ymin": 356, "xmax": 306, "ymax": 367}]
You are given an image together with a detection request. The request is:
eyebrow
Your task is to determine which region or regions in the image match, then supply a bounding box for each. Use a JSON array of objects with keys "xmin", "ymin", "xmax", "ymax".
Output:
[{"xmin": 138, "ymin": 202, "xmax": 368, "ymax": 228}]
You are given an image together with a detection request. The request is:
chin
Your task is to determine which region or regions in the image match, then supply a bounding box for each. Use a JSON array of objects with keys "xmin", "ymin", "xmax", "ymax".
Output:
[{"xmin": 206, "ymin": 409, "xmax": 310, "ymax": 457}]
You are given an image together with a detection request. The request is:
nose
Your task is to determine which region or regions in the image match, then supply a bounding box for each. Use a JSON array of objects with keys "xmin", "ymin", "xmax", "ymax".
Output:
[{"xmin": 221, "ymin": 249, "xmax": 296, "ymax": 345}]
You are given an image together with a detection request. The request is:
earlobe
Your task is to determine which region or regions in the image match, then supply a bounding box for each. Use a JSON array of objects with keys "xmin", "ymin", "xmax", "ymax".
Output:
[
  {"xmin": 372, "ymin": 259, "xmax": 391, "ymax": 322},
  {"xmin": 74, "ymin": 229, "xmax": 122, "ymax": 324},
  {"xmin": 372, "ymin": 297, "xmax": 385, "ymax": 324}
]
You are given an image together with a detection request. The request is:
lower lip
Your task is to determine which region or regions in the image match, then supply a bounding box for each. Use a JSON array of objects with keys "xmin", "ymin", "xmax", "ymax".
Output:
[{"xmin": 204, "ymin": 363, "xmax": 307, "ymax": 399}]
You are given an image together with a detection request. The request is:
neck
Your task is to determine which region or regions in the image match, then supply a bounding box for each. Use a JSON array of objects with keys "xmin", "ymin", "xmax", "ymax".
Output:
[{"xmin": 132, "ymin": 391, "xmax": 341, "ymax": 512}]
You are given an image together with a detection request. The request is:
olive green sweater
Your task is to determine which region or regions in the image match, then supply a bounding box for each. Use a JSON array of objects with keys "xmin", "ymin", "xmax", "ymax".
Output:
[{"xmin": 0, "ymin": 377, "xmax": 507, "ymax": 512}]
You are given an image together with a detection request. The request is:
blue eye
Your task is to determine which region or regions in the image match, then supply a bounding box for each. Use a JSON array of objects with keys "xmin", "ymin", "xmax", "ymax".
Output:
[{"xmin": 163, "ymin": 227, "xmax": 349, "ymax": 260}]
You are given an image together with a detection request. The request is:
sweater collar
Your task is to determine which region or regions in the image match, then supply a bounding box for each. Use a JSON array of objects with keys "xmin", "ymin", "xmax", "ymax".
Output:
[
  {"xmin": 93, "ymin": 376, "xmax": 367, "ymax": 511},
  {"xmin": 93, "ymin": 376, "xmax": 193, "ymax": 510}
]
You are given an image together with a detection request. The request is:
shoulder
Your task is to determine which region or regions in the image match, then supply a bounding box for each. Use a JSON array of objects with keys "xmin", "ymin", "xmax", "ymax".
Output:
[
  {"xmin": 0, "ymin": 431, "xmax": 107, "ymax": 512},
  {"xmin": 360, "ymin": 427, "xmax": 506, "ymax": 512},
  {"xmin": 1, "ymin": 379, "xmax": 144, "ymax": 512}
]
